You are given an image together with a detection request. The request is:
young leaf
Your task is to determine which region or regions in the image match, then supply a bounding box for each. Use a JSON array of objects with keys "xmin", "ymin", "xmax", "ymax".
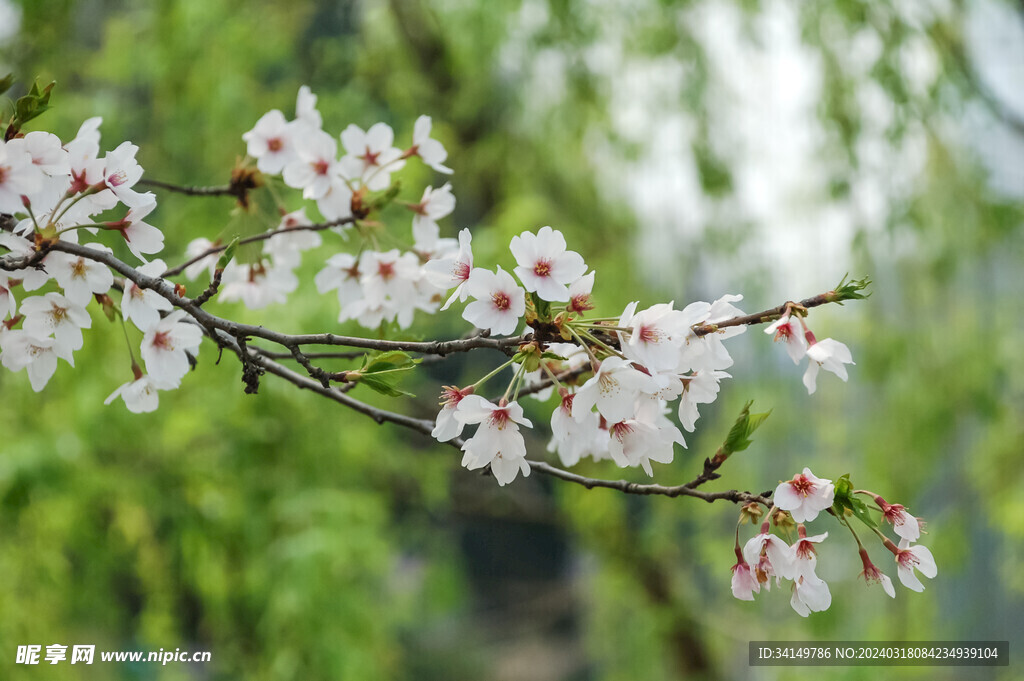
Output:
[{"xmin": 720, "ymin": 400, "xmax": 772, "ymax": 457}]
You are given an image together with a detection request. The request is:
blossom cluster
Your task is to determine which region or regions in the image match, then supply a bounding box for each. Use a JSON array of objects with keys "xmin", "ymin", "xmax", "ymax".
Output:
[
  {"xmin": 765, "ymin": 309, "xmax": 855, "ymax": 394},
  {"xmin": 195, "ymin": 88, "xmax": 461, "ymax": 328},
  {"xmin": 0, "ymin": 119, "xmax": 199, "ymax": 411},
  {"xmin": 732, "ymin": 469, "xmax": 937, "ymax": 616}
]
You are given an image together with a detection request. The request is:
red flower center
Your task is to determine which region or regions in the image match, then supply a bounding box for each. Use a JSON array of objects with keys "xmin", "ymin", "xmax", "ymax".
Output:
[
  {"xmin": 637, "ymin": 324, "xmax": 662, "ymax": 344},
  {"xmin": 491, "ymin": 291, "xmax": 510, "ymax": 311},
  {"xmin": 313, "ymin": 160, "xmax": 330, "ymax": 176},
  {"xmin": 789, "ymin": 474, "xmax": 814, "ymax": 497},
  {"xmin": 362, "ymin": 147, "xmax": 380, "ymax": 167},
  {"xmin": 533, "ymin": 259, "xmax": 552, "ymax": 277},
  {"xmin": 377, "ymin": 261, "xmax": 395, "ymax": 281},
  {"xmin": 488, "ymin": 408, "xmax": 511, "ymax": 429},
  {"xmin": 267, "ymin": 138, "xmax": 283, "ymax": 152},
  {"xmin": 453, "ymin": 261, "xmax": 470, "ymax": 282},
  {"xmin": 151, "ymin": 330, "xmax": 173, "ymax": 351}
]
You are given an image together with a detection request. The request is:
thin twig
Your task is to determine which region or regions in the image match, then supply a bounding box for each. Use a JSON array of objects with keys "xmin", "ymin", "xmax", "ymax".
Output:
[
  {"xmin": 161, "ymin": 216, "xmax": 358, "ymax": 277},
  {"xmin": 137, "ymin": 179, "xmax": 238, "ymax": 196}
]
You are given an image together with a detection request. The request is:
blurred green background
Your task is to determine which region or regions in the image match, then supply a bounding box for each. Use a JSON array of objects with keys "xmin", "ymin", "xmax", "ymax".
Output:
[{"xmin": 1, "ymin": 0, "xmax": 1022, "ymax": 679}]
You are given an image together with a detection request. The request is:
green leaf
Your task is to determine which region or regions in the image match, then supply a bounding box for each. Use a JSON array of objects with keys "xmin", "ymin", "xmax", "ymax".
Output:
[
  {"xmin": 351, "ymin": 351, "xmax": 418, "ymax": 397},
  {"xmin": 529, "ymin": 292, "xmax": 552, "ymax": 323},
  {"xmin": 216, "ymin": 236, "xmax": 240, "ymax": 271},
  {"xmin": 831, "ymin": 474, "xmax": 877, "ymax": 528},
  {"xmin": 355, "ymin": 373, "xmax": 414, "ymax": 398},
  {"xmin": 829, "ymin": 273, "xmax": 872, "ymax": 304},
  {"xmin": 0, "ymin": 74, "xmax": 13, "ymax": 97},
  {"xmin": 720, "ymin": 400, "xmax": 772, "ymax": 457}
]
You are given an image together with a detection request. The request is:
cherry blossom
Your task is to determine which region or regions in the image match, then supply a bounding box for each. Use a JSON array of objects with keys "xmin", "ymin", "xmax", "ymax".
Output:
[
  {"xmin": 263, "ymin": 208, "xmax": 322, "ymax": 267},
  {"xmin": 140, "ymin": 310, "xmax": 203, "ymax": 385},
  {"xmin": 105, "ymin": 370, "xmax": 174, "ymax": 413},
  {"xmin": 731, "ymin": 557, "xmax": 761, "ymax": 601},
  {"xmin": 802, "ymin": 337, "xmax": 855, "ymax": 394},
  {"xmin": 0, "ymin": 138, "xmax": 43, "ymax": 213},
  {"xmin": 0, "ymin": 233, "xmax": 50, "ymax": 291},
  {"xmin": 875, "ymin": 495, "xmax": 921, "ymax": 542},
  {"xmin": 677, "ymin": 370, "xmax": 730, "ymax": 432},
  {"xmin": 112, "ymin": 198, "xmax": 164, "ymax": 262},
  {"xmin": 219, "ymin": 262, "xmax": 299, "ymax": 310},
  {"xmin": 0, "ymin": 272, "xmax": 18, "ymax": 318},
  {"xmin": 242, "ymin": 109, "xmax": 297, "ymax": 174},
  {"xmin": 618, "ymin": 301, "xmax": 689, "ymax": 373},
  {"xmin": 764, "ymin": 310, "xmax": 808, "ymax": 364},
  {"xmin": 790, "ymin": 574, "xmax": 832, "ymax": 617},
  {"xmin": 410, "ymin": 115, "xmax": 453, "ymax": 174},
  {"xmin": 122, "ymin": 260, "xmax": 173, "ymax": 331},
  {"xmin": 743, "ymin": 526, "xmax": 796, "ymax": 581},
  {"xmin": 20, "ymin": 292, "xmax": 92, "ymax": 354},
  {"xmin": 0, "ymin": 330, "xmax": 74, "ymax": 391},
  {"xmin": 607, "ymin": 417, "xmax": 679, "ymax": 476},
  {"xmin": 548, "ymin": 392, "xmax": 601, "ymax": 467},
  {"xmin": 423, "ymin": 228, "xmax": 473, "ymax": 310},
  {"xmin": 182, "ymin": 238, "xmax": 219, "ymax": 281},
  {"xmin": 572, "ymin": 356, "xmax": 657, "ymax": 424},
  {"xmin": 339, "ymin": 122, "xmax": 405, "ymax": 190},
  {"xmin": 893, "ymin": 539, "xmax": 937, "ymax": 592},
  {"xmin": 315, "ymin": 253, "xmax": 363, "ymax": 307},
  {"xmin": 774, "ymin": 468, "xmax": 835, "ymax": 523},
  {"xmin": 8, "ymin": 131, "xmax": 70, "ymax": 177},
  {"xmin": 283, "ymin": 128, "xmax": 343, "ymax": 200},
  {"xmin": 462, "ymin": 266, "xmax": 525, "ymax": 336},
  {"xmin": 410, "ymin": 183, "xmax": 455, "ymax": 239},
  {"xmin": 294, "ymin": 85, "xmax": 323, "ymax": 131},
  {"xmin": 791, "ymin": 527, "xmax": 828, "ymax": 580},
  {"xmin": 566, "ymin": 271, "xmax": 595, "ymax": 313},
  {"xmin": 509, "ymin": 226, "xmax": 587, "ymax": 302},
  {"xmin": 858, "ymin": 548, "xmax": 896, "ymax": 598},
  {"xmin": 47, "ymin": 244, "xmax": 115, "ymax": 307},
  {"xmin": 102, "ymin": 141, "xmax": 149, "ymax": 208},
  {"xmin": 454, "ymin": 396, "xmax": 533, "ymax": 486},
  {"xmin": 432, "ymin": 385, "xmax": 475, "ymax": 442}
]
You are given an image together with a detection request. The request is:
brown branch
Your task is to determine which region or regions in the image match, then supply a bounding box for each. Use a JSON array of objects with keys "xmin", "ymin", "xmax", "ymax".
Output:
[
  {"xmin": 691, "ymin": 293, "xmax": 840, "ymax": 337},
  {"xmin": 161, "ymin": 216, "xmax": 358, "ymax": 278}
]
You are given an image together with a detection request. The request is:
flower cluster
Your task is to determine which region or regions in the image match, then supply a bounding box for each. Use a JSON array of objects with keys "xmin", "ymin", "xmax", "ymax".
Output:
[
  {"xmin": 732, "ymin": 469, "xmax": 936, "ymax": 616},
  {"xmin": 426, "ymin": 225, "xmax": 756, "ymax": 483},
  {"xmin": 0, "ymin": 118, "xmax": 203, "ymax": 411},
  {"xmin": 223, "ymin": 88, "xmax": 458, "ymax": 327},
  {"xmin": 764, "ymin": 309, "xmax": 855, "ymax": 394}
]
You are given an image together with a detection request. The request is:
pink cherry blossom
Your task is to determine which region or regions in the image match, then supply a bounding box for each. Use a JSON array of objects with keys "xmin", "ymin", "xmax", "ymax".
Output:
[
  {"xmin": 462, "ymin": 266, "xmax": 525, "ymax": 336},
  {"xmin": 509, "ymin": 226, "xmax": 587, "ymax": 302},
  {"xmin": 774, "ymin": 468, "xmax": 835, "ymax": 523},
  {"xmin": 743, "ymin": 525, "xmax": 797, "ymax": 581},
  {"xmin": 731, "ymin": 558, "xmax": 761, "ymax": 601}
]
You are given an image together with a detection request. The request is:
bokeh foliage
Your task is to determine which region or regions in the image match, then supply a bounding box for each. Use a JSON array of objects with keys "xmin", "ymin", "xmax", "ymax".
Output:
[{"xmin": 1, "ymin": 0, "xmax": 1022, "ymax": 679}]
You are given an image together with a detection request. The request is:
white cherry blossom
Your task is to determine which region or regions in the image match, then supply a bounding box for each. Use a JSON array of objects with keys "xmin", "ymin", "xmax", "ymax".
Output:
[
  {"xmin": 410, "ymin": 115, "xmax": 453, "ymax": 174},
  {"xmin": 0, "ymin": 272, "xmax": 18, "ymax": 318},
  {"xmin": 731, "ymin": 558, "xmax": 761, "ymax": 601},
  {"xmin": 122, "ymin": 260, "xmax": 173, "ymax": 331},
  {"xmin": 894, "ymin": 539, "xmax": 937, "ymax": 592},
  {"xmin": 410, "ymin": 182, "xmax": 455, "ymax": 238},
  {"xmin": 509, "ymin": 226, "xmax": 587, "ymax": 302},
  {"xmin": 339, "ymin": 122, "xmax": 405, "ymax": 190},
  {"xmin": 0, "ymin": 329, "xmax": 74, "ymax": 391},
  {"xmin": 102, "ymin": 141, "xmax": 149, "ymax": 208},
  {"xmin": 242, "ymin": 109, "xmax": 297, "ymax": 174},
  {"xmin": 744, "ymin": 527, "xmax": 797, "ymax": 581},
  {"xmin": 802, "ymin": 337, "xmax": 854, "ymax": 394},
  {"xmin": 0, "ymin": 138, "xmax": 43, "ymax": 213},
  {"xmin": 105, "ymin": 371, "xmax": 175, "ymax": 413},
  {"xmin": 424, "ymin": 228, "xmax": 473, "ymax": 310},
  {"xmin": 455, "ymin": 396, "xmax": 533, "ymax": 486},
  {"xmin": 572, "ymin": 356, "xmax": 657, "ymax": 424},
  {"xmin": 876, "ymin": 496, "xmax": 921, "ymax": 542},
  {"xmin": 432, "ymin": 385, "xmax": 475, "ymax": 442},
  {"xmin": 8, "ymin": 131, "xmax": 70, "ymax": 176},
  {"xmin": 283, "ymin": 128, "xmax": 342, "ymax": 200},
  {"xmin": 462, "ymin": 266, "xmax": 525, "ymax": 336},
  {"xmin": 140, "ymin": 309, "xmax": 202, "ymax": 385},
  {"xmin": 114, "ymin": 198, "xmax": 164, "ymax": 262},
  {"xmin": 182, "ymin": 238, "xmax": 219, "ymax": 281},
  {"xmin": 765, "ymin": 310, "xmax": 808, "ymax": 364},
  {"xmin": 21, "ymin": 292, "xmax": 92, "ymax": 354},
  {"xmin": 48, "ymin": 244, "xmax": 115, "ymax": 307},
  {"xmin": 774, "ymin": 468, "xmax": 835, "ymax": 523},
  {"xmin": 790, "ymin": 574, "xmax": 832, "ymax": 617}
]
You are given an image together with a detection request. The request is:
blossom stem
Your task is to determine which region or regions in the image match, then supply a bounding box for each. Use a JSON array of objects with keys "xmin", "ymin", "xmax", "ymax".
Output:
[
  {"xmin": 472, "ymin": 357, "xmax": 517, "ymax": 391},
  {"xmin": 504, "ymin": 359, "xmax": 529, "ymax": 403},
  {"xmin": 566, "ymin": 326, "xmax": 600, "ymax": 365},
  {"xmin": 577, "ymin": 329, "xmax": 626, "ymax": 360},
  {"xmin": 540, "ymin": 362, "xmax": 565, "ymax": 391}
]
